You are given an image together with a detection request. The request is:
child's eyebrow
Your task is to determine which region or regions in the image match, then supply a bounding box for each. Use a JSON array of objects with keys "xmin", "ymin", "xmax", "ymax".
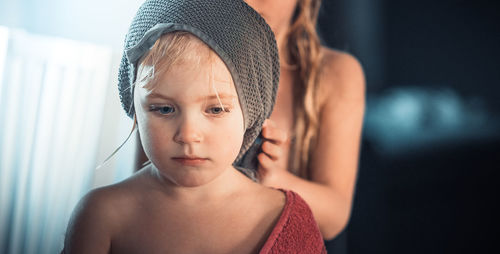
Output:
[
  {"xmin": 146, "ymin": 92, "xmax": 236, "ymax": 102},
  {"xmin": 198, "ymin": 94, "xmax": 237, "ymax": 102}
]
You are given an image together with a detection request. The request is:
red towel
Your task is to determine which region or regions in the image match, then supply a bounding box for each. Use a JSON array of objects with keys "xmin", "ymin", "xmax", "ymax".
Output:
[{"xmin": 260, "ymin": 189, "xmax": 327, "ymax": 254}]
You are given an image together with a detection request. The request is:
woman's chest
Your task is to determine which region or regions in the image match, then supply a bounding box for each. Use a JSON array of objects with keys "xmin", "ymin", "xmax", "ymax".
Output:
[
  {"xmin": 267, "ymin": 69, "xmax": 297, "ymax": 168},
  {"xmin": 269, "ymin": 69, "xmax": 296, "ymax": 134}
]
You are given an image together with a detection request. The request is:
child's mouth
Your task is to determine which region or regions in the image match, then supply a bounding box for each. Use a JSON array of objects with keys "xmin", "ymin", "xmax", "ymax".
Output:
[{"xmin": 171, "ymin": 156, "xmax": 208, "ymax": 166}]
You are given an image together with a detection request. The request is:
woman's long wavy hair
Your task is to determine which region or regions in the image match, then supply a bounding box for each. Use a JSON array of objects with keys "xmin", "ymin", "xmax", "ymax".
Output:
[{"xmin": 287, "ymin": 0, "xmax": 323, "ymax": 179}]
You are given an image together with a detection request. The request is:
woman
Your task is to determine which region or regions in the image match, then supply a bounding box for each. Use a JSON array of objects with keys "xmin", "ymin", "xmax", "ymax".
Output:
[{"xmin": 134, "ymin": 0, "xmax": 365, "ymax": 241}]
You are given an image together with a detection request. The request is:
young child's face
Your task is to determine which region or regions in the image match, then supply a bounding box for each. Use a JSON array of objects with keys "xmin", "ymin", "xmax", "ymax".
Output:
[{"xmin": 134, "ymin": 43, "xmax": 245, "ymax": 187}]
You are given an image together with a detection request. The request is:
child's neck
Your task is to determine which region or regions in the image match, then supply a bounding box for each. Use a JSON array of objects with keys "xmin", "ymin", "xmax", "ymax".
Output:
[{"xmin": 146, "ymin": 164, "xmax": 255, "ymax": 204}]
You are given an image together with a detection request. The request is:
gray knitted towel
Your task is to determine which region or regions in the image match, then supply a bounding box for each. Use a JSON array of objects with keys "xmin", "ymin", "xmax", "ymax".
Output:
[{"xmin": 118, "ymin": 0, "xmax": 280, "ymax": 179}]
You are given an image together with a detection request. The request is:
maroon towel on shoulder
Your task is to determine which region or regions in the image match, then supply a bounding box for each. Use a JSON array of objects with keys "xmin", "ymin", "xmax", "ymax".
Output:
[{"xmin": 260, "ymin": 189, "xmax": 327, "ymax": 254}]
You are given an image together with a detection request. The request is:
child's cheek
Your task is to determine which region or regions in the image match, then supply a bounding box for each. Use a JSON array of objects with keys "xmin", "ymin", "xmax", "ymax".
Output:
[
  {"xmin": 212, "ymin": 114, "xmax": 245, "ymax": 163},
  {"xmin": 146, "ymin": 118, "xmax": 171, "ymax": 142},
  {"xmin": 139, "ymin": 116, "xmax": 170, "ymax": 161}
]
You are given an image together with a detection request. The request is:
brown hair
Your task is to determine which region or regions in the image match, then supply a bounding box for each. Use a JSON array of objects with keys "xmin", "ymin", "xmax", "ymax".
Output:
[{"xmin": 287, "ymin": 0, "xmax": 323, "ymax": 179}]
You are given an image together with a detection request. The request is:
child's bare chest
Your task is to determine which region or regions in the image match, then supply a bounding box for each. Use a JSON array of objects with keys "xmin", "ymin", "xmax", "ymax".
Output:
[{"xmin": 111, "ymin": 201, "xmax": 276, "ymax": 254}]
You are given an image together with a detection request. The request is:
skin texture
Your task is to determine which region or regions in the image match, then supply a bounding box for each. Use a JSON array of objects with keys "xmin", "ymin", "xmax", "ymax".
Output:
[
  {"xmin": 64, "ymin": 39, "xmax": 286, "ymax": 253},
  {"xmin": 63, "ymin": 167, "xmax": 285, "ymax": 254},
  {"xmin": 134, "ymin": 0, "xmax": 366, "ymax": 241},
  {"xmin": 245, "ymin": 0, "xmax": 366, "ymax": 240},
  {"xmin": 134, "ymin": 45, "xmax": 245, "ymax": 188}
]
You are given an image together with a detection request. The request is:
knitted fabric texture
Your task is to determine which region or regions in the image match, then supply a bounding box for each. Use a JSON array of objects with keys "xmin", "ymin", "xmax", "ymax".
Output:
[
  {"xmin": 259, "ymin": 190, "xmax": 327, "ymax": 254},
  {"xmin": 118, "ymin": 0, "xmax": 280, "ymax": 178}
]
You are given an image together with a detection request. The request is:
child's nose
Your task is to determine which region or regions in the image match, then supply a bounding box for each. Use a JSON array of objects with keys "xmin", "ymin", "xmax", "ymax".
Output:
[{"xmin": 173, "ymin": 115, "xmax": 203, "ymax": 144}]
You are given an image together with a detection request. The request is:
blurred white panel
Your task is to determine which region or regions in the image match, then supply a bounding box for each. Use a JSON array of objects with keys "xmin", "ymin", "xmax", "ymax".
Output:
[
  {"xmin": 0, "ymin": 26, "xmax": 117, "ymax": 254},
  {"xmin": 0, "ymin": 0, "xmax": 145, "ymax": 48}
]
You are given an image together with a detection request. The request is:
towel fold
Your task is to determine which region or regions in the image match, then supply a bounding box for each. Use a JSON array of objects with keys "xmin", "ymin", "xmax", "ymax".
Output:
[{"xmin": 260, "ymin": 189, "xmax": 327, "ymax": 254}]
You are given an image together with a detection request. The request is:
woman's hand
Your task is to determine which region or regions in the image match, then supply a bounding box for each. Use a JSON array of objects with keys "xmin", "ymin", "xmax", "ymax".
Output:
[{"xmin": 257, "ymin": 119, "xmax": 292, "ymax": 187}]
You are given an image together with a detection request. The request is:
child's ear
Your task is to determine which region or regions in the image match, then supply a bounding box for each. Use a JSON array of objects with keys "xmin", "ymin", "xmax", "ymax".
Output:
[{"xmin": 133, "ymin": 114, "xmax": 139, "ymax": 131}]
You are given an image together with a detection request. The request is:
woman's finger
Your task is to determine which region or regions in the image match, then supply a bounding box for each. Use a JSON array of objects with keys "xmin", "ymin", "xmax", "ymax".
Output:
[
  {"xmin": 262, "ymin": 120, "xmax": 288, "ymax": 144},
  {"xmin": 257, "ymin": 152, "xmax": 274, "ymax": 170},
  {"xmin": 261, "ymin": 141, "xmax": 282, "ymax": 160}
]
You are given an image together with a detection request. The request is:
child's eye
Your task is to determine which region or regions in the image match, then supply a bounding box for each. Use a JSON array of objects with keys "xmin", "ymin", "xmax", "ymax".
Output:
[
  {"xmin": 210, "ymin": 107, "xmax": 224, "ymax": 114},
  {"xmin": 149, "ymin": 105, "xmax": 175, "ymax": 115},
  {"xmin": 207, "ymin": 106, "xmax": 230, "ymax": 115}
]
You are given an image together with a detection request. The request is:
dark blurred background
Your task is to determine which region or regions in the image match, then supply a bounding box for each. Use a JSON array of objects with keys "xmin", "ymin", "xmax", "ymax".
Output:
[{"xmin": 318, "ymin": 0, "xmax": 500, "ymax": 253}]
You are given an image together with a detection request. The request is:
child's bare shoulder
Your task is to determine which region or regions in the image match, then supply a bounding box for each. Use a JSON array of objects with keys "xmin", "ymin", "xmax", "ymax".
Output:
[
  {"xmin": 63, "ymin": 182, "xmax": 137, "ymax": 252},
  {"xmin": 260, "ymin": 186, "xmax": 286, "ymax": 206},
  {"xmin": 68, "ymin": 176, "xmax": 143, "ymax": 228},
  {"xmin": 246, "ymin": 183, "xmax": 287, "ymax": 216},
  {"xmin": 81, "ymin": 181, "xmax": 138, "ymax": 215}
]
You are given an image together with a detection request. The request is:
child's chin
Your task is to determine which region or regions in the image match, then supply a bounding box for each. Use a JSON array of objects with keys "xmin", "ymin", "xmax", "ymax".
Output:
[{"xmin": 171, "ymin": 172, "xmax": 221, "ymax": 188}]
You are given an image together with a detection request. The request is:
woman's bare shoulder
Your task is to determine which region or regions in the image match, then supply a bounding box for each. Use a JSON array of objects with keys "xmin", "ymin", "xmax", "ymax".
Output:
[{"xmin": 318, "ymin": 47, "xmax": 365, "ymax": 103}]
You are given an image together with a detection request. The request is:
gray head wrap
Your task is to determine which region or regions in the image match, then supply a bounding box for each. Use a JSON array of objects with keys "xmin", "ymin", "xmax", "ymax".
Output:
[{"xmin": 118, "ymin": 0, "xmax": 280, "ymax": 179}]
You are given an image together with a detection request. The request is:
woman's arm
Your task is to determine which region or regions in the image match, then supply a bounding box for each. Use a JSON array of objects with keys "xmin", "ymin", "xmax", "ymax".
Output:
[{"xmin": 258, "ymin": 49, "xmax": 365, "ymax": 240}]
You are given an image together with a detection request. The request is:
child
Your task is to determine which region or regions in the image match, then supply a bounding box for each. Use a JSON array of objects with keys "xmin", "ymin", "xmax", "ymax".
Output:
[{"xmin": 63, "ymin": 0, "xmax": 326, "ymax": 253}]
